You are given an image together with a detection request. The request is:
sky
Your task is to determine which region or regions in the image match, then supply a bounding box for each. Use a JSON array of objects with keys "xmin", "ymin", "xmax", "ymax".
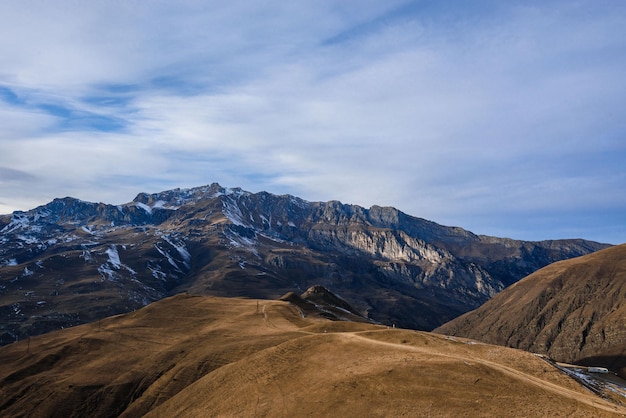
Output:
[{"xmin": 0, "ymin": 1, "xmax": 625, "ymax": 244}]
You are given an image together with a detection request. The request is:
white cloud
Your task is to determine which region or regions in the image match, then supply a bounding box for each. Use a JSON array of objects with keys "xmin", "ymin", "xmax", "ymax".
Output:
[{"xmin": 0, "ymin": 1, "xmax": 625, "ymax": 243}]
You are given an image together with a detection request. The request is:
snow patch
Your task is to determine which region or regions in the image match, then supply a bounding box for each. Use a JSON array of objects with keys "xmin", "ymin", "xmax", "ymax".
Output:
[
  {"xmin": 1, "ymin": 213, "xmax": 30, "ymax": 233},
  {"xmin": 17, "ymin": 234, "xmax": 40, "ymax": 244},
  {"xmin": 223, "ymin": 228, "xmax": 258, "ymax": 257},
  {"xmin": 81, "ymin": 249, "xmax": 93, "ymax": 262},
  {"xmin": 151, "ymin": 200, "xmax": 167, "ymax": 209},
  {"xmin": 98, "ymin": 264, "xmax": 119, "ymax": 282},
  {"xmin": 154, "ymin": 243, "xmax": 183, "ymax": 272},
  {"xmin": 135, "ymin": 202, "xmax": 152, "ymax": 214},
  {"xmin": 62, "ymin": 234, "xmax": 78, "ymax": 243},
  {"xmin": 162, "ymin": 235, "xmax": 191, "ymax": 268},
  {"xmin": 222, "ymin": 197, "xmax": 247, "ymax": 226},
  {"xmin": 289, "ymin": 195, "xmax": 310, "ymax": 209},
  {"xmin": 33, "ymin": 210, "xmax": 51, "ymax": 222},
  {"xmin": 258, "ymin": 232, "xmax": 287, "ymax": 243},
  {"xmin": 12, "ymin": 304, "xmax": 21, "ymax": 316},
  {"xmin": 81, "ymin": 225, "xmax": 98, "ymax": 235},
  {"xmin": 134, "ymin": 200, "xmax": 176, "ymax": 214},
  {"xmin": 105, "ymin": 246, "xmax": 122, "ymax": 269},
  {"xmin": 99, "ymin": 245, "xmax": 136, "ymax": 278},
  {"xmin": 148, "ymin": 261, "xmax": 167, "ymax": 281},
  {"xmin": 225, "ymin": 187, "xmax": 249, "ymax": 198}
]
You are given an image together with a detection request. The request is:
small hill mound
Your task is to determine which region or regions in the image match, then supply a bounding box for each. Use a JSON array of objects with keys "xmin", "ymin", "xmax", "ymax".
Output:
[
  {"xmin": 280, "ymin": 285, "xmax": 370, "ymax": 322},
  {"xmin": 435, "ymin": 244, "xmax": 626, "ymax": 378}
]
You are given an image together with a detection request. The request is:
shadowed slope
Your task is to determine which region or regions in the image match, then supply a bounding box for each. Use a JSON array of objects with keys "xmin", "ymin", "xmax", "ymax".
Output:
[
  {"xmin": 0, "ymin": 294, "xmax": 624, "ymax": 417},
  {"xmin": 435, "ymin": 244, "xmax": 626, "ymax": 378}
]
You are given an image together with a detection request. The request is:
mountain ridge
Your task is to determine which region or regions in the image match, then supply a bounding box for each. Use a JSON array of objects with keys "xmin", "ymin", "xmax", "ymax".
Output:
[{"xmin": 0, "ymin": 183, "xmax": 611, "ymax": 344}]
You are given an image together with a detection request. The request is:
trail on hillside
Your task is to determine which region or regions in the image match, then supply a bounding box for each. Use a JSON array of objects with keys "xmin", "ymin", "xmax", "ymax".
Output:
[{"xmin": 343, "ymin": 332, "xmax": 626, "ymax": 415}]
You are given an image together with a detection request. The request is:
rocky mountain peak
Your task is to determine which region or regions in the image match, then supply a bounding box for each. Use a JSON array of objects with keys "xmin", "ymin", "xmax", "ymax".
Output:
[
  {"xmin": 367, "ymin": 205, "xmax": 401, "ymax": 226},
  {"xmin": 132, "ymin": 182, "xmax": 226, "ymax": 207}
]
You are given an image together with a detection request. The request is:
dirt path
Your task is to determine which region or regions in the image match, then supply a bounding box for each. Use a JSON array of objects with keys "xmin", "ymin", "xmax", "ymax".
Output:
[
  {"xmin": 261, "ymin": 303, "xmax": 274, "ymax": 328},
  {"xmin": 343, "ymin": 332, "xmax": 626, "ymax": 416},
  {"xmin": 258, "ymin": 303, "xmax": 626, "ymax": 415}
]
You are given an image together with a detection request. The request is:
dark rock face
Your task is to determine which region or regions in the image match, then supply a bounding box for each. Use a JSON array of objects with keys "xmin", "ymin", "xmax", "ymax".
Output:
[
  {"xmin": 0, "ymin": 183, "xmax": 610, "ymax": 344},
  {"xmin": 434, "ymin": 244, "xmax": 626, "ymax": 378}
]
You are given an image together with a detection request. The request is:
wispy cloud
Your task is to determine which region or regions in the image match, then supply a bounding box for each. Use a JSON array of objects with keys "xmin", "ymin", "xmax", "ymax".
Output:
[{"xmin": 0, "ymin": 1, "xmax": 625, "ymax": 243}]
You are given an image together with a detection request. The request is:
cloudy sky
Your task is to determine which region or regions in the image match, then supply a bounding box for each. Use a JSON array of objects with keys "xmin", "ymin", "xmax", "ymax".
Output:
[{"xmin": 1, "ymin": 1, "xmax": 625, "ymax": 244}]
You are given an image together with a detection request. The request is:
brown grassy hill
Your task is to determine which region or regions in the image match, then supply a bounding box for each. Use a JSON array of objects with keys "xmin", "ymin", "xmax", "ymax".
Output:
[
  {"xmin": 435, "ymin": 243, "xmax": 626, "ymax": 378},
  {"xmin": 1, "ymin": 295, "xmax": 625, "ymax": 417}
]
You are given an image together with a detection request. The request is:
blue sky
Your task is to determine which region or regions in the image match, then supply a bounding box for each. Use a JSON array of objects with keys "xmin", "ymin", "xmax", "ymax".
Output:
[{"xmin": 0, "ymin": 1, "xmax": 625, "ymax": 244}]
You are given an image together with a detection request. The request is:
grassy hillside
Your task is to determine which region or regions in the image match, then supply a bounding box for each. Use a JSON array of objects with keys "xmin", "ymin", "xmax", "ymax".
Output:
[
  {"xmin": 435, "ymin": 244, "xmax": 626, "ymax": 379},
  {"xmin": 1, "ymin": 294, "xmax": 624, "ymax": 417}
]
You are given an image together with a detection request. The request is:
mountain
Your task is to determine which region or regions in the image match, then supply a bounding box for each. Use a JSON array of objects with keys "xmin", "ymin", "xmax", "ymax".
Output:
[
  {"xmin": 435, "ymin": 244, "xmax": 626, "ymax": 378},
  {"xmin": 1, "ymin": 294, "xmax": 624, "ymax": 417},
  {"xmin": 0, "ymin": 183, "xmax": 610, "ymax": 344}
]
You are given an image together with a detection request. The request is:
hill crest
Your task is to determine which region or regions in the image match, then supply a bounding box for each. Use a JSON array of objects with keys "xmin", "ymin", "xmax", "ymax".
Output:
[{"xmin": 1, "ymin": 294, "xmax": 624, "ymax": 417}]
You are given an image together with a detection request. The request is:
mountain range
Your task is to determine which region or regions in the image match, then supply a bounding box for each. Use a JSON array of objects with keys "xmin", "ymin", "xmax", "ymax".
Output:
[{"xmin": 0, "ymin": 183, "xmax": 610, "ymax": 344}]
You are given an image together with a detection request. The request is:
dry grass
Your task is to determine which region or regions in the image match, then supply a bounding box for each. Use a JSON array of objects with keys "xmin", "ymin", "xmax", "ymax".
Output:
[
  {"xmin": 1, "ymin": 294, "xmax": 625, "ymax": 417},
  {"xmin": 435, "ymin": 243, "xmax": 626, "ymax": 378}
]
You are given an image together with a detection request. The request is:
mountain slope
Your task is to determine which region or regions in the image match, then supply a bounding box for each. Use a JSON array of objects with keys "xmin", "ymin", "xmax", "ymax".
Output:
[
  {"xmin": 0, "ymin": 294, "xmax": 624, "ymax": 417},
  {"xmin": 435, "ymin": 244, "xmax": 626, "ymax": 378},
  {"xmin": 0, "ymin": 183, "xmax": 610, "ymax": 343}
]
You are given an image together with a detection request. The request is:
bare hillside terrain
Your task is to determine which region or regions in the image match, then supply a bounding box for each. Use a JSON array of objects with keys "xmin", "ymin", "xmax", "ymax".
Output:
[
  {"xmin": 435, "ymin": 244, "xmax": 626, "ymax": 378},
  {"xmin": 1, "ymin": 294, "xmax": 624, "ymax": 417}
]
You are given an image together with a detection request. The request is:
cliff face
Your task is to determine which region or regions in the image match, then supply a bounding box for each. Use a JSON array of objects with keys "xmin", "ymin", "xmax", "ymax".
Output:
[
  {"xmin": 0, "ymin": 183, "xmax": 610, "ymax": 343},
  {"xmin": 434, "ymin": 244, "xmax": 626, "ymax": 377}
]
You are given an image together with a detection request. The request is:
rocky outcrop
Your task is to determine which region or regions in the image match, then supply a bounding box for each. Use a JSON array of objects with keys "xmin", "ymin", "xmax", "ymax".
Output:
[{"xmin": 280, "ymin": 285, "xmax": 369, "ymax": 322}]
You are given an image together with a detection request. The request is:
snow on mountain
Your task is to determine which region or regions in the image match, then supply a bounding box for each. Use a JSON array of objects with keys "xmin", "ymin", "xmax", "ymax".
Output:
[
  {"xmin": 134, "ymin": 202, "xmax": 153, "ymax": 214},
  {"xmin": 154, "ymin": 241, "xmax": 186, "ymax": 273},
  {"xmin": 1, "ymin": 213, "xmax": 30, "ymax": 234},
  {"xmin": 161, "ymin": 235, "xmax": 191, "ymax": 268},
  {"xmin": 105, "ymin": 245, "xmax": 122, "ymax": 269}
]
